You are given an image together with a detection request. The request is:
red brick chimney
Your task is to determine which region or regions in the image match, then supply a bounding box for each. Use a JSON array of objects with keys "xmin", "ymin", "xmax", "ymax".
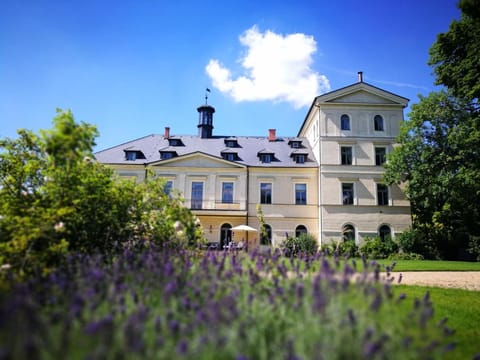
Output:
[
  {"xmin": 164, "ymin": 127, "xmax": 170, "ymax": 138},
  {"xmin": 268, "ymin": 129, "xmax": 276, "ymax": 141}
]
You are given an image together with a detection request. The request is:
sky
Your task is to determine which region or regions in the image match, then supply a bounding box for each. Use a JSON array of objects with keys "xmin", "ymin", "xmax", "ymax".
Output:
[{"xmin": 0, "ymin": 0, "xmax": 461, "ymax": 152}]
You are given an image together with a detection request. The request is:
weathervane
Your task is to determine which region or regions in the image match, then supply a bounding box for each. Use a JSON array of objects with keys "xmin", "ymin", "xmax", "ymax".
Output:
[{"xmin": 205, "ymin": 88, "xmax": 211, "ymax": 104}]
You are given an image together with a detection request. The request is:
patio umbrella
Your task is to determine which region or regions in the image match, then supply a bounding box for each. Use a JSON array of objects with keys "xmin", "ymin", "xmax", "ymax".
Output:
[
  {"xmin": 231, "ymin": 225, "xmax": 258, "ymax": 232},
  {"xmin": 231, "ymin": 225, "xmax": 258, "ymax": 250}
]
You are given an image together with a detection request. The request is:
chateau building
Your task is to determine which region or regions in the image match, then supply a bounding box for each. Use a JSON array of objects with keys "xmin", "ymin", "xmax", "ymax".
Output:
[{"xmin": 95, "ymin": 73, "xmax": 411, "ymax": 248}]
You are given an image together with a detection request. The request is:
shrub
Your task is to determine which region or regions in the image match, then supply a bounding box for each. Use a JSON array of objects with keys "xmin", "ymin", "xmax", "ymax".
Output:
[
  {"xmin": 321, "ymin": 240, "xmax": 358, "ymax": 258},
  {"xmin": 467, "ymin": 235, "xmax": 480, "ymax": 261},
  {"xmin": 359, "ymin": 236, "xmax": 399, "ymax": 259},
  {"xmin": 388, "ymin": 252, "xmax": 424, "ymax": 260},
  {"xmin": 282, "ymin": 233, "xmax": 318, "ymax": 257}
]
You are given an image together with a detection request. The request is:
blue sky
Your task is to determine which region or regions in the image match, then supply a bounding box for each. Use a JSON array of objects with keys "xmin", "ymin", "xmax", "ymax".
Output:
[{"xmin": 1, "ymin": 0, "xmax": 460, "ymax": 151}]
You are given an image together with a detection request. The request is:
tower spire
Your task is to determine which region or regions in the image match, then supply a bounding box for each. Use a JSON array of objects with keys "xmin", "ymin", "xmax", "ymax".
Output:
[{"xmin": 205, "ymin": 88, "xmax": 211, "ymax": 104}]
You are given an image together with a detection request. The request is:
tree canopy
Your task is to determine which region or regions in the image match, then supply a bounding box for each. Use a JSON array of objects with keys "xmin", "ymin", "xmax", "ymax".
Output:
[
  {"xmin": 0, "ymin": 110, "xmax": 203, "ymax": 277},
  {"xmin": 385, "ymin": 0, "xmax": 480, "ymax": 259}
]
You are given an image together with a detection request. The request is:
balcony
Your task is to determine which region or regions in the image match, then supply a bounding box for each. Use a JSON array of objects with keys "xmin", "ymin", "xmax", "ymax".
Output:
[{"xmin": 186, "ymin": 199, "xmax": 245, "ymax": 211}]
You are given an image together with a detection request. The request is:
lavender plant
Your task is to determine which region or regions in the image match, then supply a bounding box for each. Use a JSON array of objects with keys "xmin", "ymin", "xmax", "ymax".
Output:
[{"xmin": 0, "ymin": 246, "xmax": 456, "ymax": 359}]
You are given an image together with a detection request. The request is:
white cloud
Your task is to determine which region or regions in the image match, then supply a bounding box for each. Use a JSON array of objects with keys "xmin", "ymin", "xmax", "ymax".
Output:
[{"xmin": 206, "ymin": 25, "xmax": 330, "ymax": 108}]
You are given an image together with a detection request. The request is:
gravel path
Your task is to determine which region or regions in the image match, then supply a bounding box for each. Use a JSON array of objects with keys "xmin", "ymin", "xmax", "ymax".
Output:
[{"xmin": 389, "ymin": 271, "xmax": 480, "ymax": 291}]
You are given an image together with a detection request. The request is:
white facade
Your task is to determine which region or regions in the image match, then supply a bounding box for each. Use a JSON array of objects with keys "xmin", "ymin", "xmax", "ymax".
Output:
[{"xmin": 298, "ymin": 77, "xmax": 411, "ymax": 245}]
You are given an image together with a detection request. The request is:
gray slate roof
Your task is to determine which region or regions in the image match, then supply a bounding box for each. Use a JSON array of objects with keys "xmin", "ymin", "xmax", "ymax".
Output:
[{"xmin": 95, "ymin": 134, "xmax": 318, "ymax": 168}]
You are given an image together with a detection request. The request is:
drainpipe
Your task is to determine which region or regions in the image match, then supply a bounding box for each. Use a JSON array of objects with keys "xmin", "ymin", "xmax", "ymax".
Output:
[{"xmin": 246, "ymin": 166, "xmax": 249, "ymax": 226}]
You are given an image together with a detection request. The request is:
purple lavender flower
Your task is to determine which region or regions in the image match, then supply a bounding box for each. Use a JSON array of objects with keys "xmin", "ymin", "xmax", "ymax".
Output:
[{"xmin": 176, "ymin": 339, "xmax": 188, "ymax": 355}]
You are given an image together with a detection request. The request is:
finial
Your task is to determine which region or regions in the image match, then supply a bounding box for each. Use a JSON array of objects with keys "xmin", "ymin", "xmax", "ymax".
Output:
[{"xmin": 205, "ymin": 88, "xmax": 211, "ymax": 104}]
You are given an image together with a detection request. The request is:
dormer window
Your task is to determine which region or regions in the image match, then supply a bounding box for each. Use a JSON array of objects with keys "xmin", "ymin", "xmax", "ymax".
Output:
[
  {"xmin": 224, "ymin": 138, "xmax": 239, "ymax": 148},
  {"xmin": 160, "ymin": 151, "xmax": 177, "ymax": 160},
  {"xmin": 168, "ymin": 138, "xmax": 183, "ymax": 146},
  {"xmin": 222, "ymin": 152, "xmax": 238, "ymax": 161},
  {"xmin": 288, "ymin": 140, "xmax": 303, "ymax": 149},
  {"xmin": 124, "ymin": 150, "xmax": 145, "ymax": 161},
  {"xmin": 258, "ymin": 149, "xmax": 275, "ymax": 163},
  {"xmin": 259, "ymin": 154, "xmax": 272, "ymax": 163},
  {"xmin": 291, "ymin": 150, "xmax": 308, "ymax": 164},
  {"xmin": 293, "ymin": 154, "xmax": 305, "ymax": 164}
]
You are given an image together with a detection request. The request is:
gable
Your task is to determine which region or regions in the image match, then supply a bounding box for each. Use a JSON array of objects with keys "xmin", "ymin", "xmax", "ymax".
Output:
[
  {"xmin": 315, "ymin": 82, "xmax": 409, "ymax": 107},
  {"xmin": 150, "ymin": 152, "xmax": 245, "ymax": 169},
  {"xmin": 327, "ymin": 90, "xmax": 397, "ymax": 105}
]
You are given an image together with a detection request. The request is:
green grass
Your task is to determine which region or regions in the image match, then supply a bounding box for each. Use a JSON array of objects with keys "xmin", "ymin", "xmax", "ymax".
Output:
[
  {"xmin": 376, "ymin": 259, "xmax": 480, "ymax": 272},
  {"xmin": 396, "ymin": 285, "xmax": 480, "ymax": 359}
]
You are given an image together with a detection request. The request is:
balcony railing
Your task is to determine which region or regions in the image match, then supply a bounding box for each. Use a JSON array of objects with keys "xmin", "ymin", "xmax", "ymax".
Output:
[{"xmin": 186, "ymin": 199, "xmax": 244, "ymax": 211}]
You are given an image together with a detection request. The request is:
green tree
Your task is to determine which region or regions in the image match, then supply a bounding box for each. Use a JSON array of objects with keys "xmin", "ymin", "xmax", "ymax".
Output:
[
  {"xmin": 385, "ymin": 1, "xmax": 480, "ymax": 259},
  {"xmin": 256, "ymin": 204, "xmax": 268, "ymax": 245},
  {"xmin": 429, "ymin": 0, "xmax": 480, "ymax": 103},
  {"xmin": 0, "ymin": 110, "xmax": 203, "ymax": 277}
]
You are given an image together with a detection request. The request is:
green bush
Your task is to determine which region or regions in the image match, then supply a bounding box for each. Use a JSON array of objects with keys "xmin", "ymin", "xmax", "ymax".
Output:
[
  {"xmin": 359, "ymin": 236, "xmax": 399, "ymax": 259},
  {"xmin": 388, "ymin": 252, "xmax": 424, "ymax": 260},
  {"xmin": 321, "ymin": 240, "xmax": 358, "ymax": 258},
  {"xmin": 282, "ymin": 233, "xmax": 318, "ymax": 257}
]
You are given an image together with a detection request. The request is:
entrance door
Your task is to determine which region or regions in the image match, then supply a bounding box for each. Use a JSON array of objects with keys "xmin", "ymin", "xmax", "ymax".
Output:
[{"xmin": 220, "ymin": 224, "xmax": 232, "ymax": 249}]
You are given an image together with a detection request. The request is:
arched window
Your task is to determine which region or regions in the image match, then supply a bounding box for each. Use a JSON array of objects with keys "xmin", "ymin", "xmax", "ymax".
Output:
[
  {"xmin": 342, "ymin": 224, "xmax": 355, "ymax": 242},
  {"xmin": 374, "ymin": 115, "xmax": 384, "ymax": 131},
  {"xmin": 379, "ymin": 225, "xmax": 391, "ymax": 241},
  {"xmin": 295, "ymin": 225, "xmax": 308, "ymax": 237},
  {"xmin": 341, "ymin": 114, "xmax": 350, "ymax": 131},
  {"xmin": 261, "ymin": 224, "xmax": 272, "ymax": 245},
  {"xmin": 220, "ymin": 223, "xmax": 232, "ymax": 248}
]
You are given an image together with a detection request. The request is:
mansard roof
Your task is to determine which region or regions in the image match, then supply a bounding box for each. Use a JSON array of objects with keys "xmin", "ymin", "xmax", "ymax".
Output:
[{"xmin": 95, "ymin": 133, "xmax": 317, "ymax": 168}]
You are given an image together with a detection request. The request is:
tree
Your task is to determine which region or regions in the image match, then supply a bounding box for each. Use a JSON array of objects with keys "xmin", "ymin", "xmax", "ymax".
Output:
[
  {"xmin": 0, "ymin": 110, "xmax": 204, "ymax": 277},
  {"xmin": 385, "ymin": 1, "xmax": 480, "ymax": 259},
  {"xmin": 429, "ymin": 0, "xmax": 480, "ymax": 103}
]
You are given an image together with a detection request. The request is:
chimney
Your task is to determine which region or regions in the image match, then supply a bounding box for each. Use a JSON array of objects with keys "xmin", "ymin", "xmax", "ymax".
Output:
[
  {"xmin": 164, "ymin": 127, "xmax": 170, "ymax": 138},
  {"xmin": 268, "ymin": 129, "xmax": 276, "ymax": 141},
  {"xmin": 358, "ymin": 71, "xmax": 363, "ymax": 83}
]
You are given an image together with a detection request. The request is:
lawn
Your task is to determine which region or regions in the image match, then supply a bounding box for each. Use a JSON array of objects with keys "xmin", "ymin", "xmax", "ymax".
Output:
[
  {"xmin": 397, "ymin": 285, "xmax": 480, "ymax": 359},
  {"xmin": 376, "ymin": 259, "xmax": 480, "ymax": 272}
]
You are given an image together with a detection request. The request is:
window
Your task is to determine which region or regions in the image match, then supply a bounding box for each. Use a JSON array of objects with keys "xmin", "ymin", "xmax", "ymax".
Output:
[
  {"xmin": 222, "ymin": 153, "xmax": 237, "ymax": 161},
  {"xmin": 379, "ymin": 225, "xmax": 391, "ymax": 241},
  {"xmin": 191, "ymin": 182, "xmax": 203, "ymax": 209},
  {"xmin": 375, "ymin": 147, "xmax": 386, "ymax": 165},
  {"xmin": 377, "ymin": 184, "xmax": 389, "ymax": 205},
  {"xmin": 295, "ymin": 225, "xmax": 308, "ymax": 237},
  {"xmin": 294, "ymin": 154, "xmax": 305, "ymax": 164},
  {"xmin": 225, "ymin": 139, "xmax": 238, "ymax": 148},
  {"xmin": 295, "ymin": 183, "xmax": 307, "ymax": 205},
  {"xmin": 168, "ymin": 138, "xmax": 183, "ymax": 146},
  {"xmin": 126, "ymin": 151, "xmax": 137, "ymax": 161},
  {"xmin": 342, "ymin": 224, "xmax": 355, "ymax": 242},
  {"xmin": 341, "ymin": 146, "xmax": 352, "ymax": 165},
  {"xmin": 341, "ymin": 114, "xmax": 350, "ymax": 131},
  {"xmin": 261, "ymin": 224, "xmax": 272, "ymax": 245},
  {"xmin": 260, "ymin": 154, "xmax": 272, "ymax": 163},
  {"xmin": 289, "ymin": 140, "xmax": 302, "ymax": 148},
  {"xmin": 125, "ymin": 151, "xmax": 145, "ymax": 161},
  {"xmin": 222, "ymin": 182, "xmax": 233, "ymax": 204},
  {"xmin": 342, "ymin": 183, "xmax": 354, "ymax": 205},
  {"xmin": 160, "ymin": 151, "xmax": 176, "ymax": 160},
  {"xmin": 374, "ymin": 115, "xmax": 384, "ymax": 131},
  {"xmin": 260, "ymin": 183, "xmax": 272, "ymax": 204},
  {"xmin": 164, "ymin": 181, "xmax": 173, "ymax": 196}
]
